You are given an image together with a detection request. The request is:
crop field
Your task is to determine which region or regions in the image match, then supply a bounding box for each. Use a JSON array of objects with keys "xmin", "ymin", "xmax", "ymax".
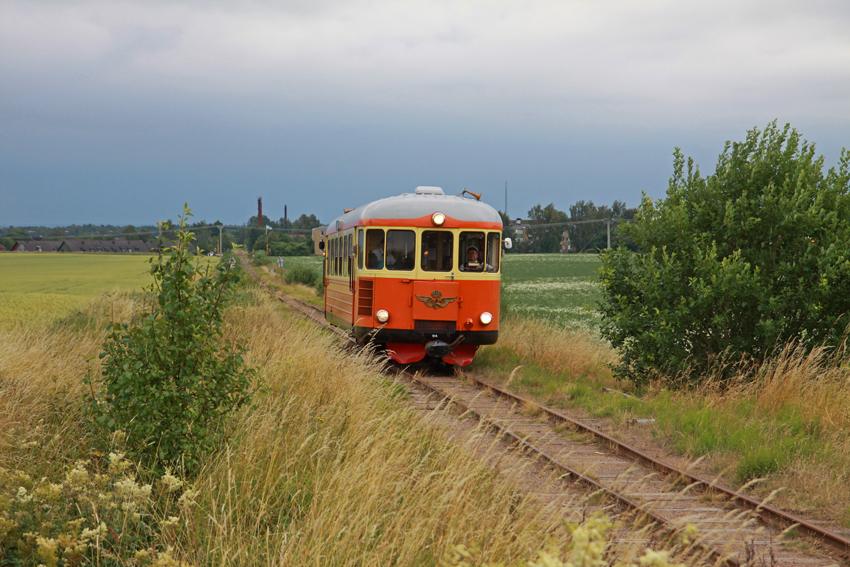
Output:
[
  {"xmin": 0, "ymin": 253, "xmax": 218, "ymax": 325},
  {"xmin": 501, "ymin": 253, "xmax": 602, "ymax": 331}
]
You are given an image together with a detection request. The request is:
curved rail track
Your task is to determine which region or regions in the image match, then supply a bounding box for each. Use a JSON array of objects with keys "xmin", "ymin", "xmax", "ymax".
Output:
[{"xmin": 243, "ymin": 257, "xmax": 849, "ymax": 566}]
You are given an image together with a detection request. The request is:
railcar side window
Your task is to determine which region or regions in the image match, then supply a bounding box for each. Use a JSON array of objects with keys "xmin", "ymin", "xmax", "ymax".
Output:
[
  {"xmin": 386, "ymin": 230, "xmax": 415, "ymax": 271},
  {"xmin": 357, "ymin": 230, "xmax": 364, "ymax": 270},
  {"xmin": 343, "ymin": 234, "xmax": 349, "ymax": 276},
  {"xmin": 486, "ymin": 232, "xmax": 501, "ymax": 273},
  {"xmin": 421, "ymin": 231, "xmax": 453, "ymax": 272},
  {"xmin": 333, "ymin": 237, "xmax": 338, "ymax": 275},
  {"xmin": 459, "ymin": 231, "xmax": 496, "ymax": 272},
  {"xmin": 335, "ymin": 237, "xmax": 341, "ymax": 275},
  {"xmin": 366, "ymin": 229, "xmax": 385, "ymax": 269}
]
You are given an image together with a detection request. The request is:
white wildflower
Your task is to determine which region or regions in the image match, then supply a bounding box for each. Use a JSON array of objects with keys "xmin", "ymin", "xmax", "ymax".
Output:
[
  {"xmin": 108, "ymin": 452, "xmax": 131, "ymax": 474},
  {"xmin": 161, "ymin": 516, "xmax": 181, "ymax": 529},
  {"xmin": 16, "ymin": 486, "xmax": 33, "ymax": 503},
  {"xmin": 80, "ymin": 522, "xmax": 107, "ymax": 542},
  {"xmin": 160, "ymin": 470, "xmax": 183, "ymax": 493},
  {"xmin": 177, "ymin": 488, "xmax": 198, "ymax": 509},
  {"xmin": 66, "ymin": 466, "xmax": 89, "ymax": 488}
]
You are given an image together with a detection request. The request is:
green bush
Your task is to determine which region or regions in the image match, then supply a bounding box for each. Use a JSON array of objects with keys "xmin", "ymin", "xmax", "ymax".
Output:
[
  {"xmin": 598, "ymin": 123, "xmax": 850, "ymax": 384},
  {"xmin": 285, "ymin": 263, "xmax": 319, "ymax": 287},
  {"xmin": 284, "ymin": 263, "xmax": 324, "ymax": 296},
  {"xmin": 251, "ymin": 250, "xmax": 273, "ymax": 267},
  {"xmin": 86, "ymin": 205, "xmax": 255, "ymax": 473}
]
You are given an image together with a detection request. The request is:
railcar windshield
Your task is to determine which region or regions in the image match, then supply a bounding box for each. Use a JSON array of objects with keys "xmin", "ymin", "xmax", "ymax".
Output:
[
  {"xmin": 486, "ymin": 232, "xmax": 501, "ymax": 273},
  {"xmin": 459, "ymin": 231, "xmax": 498, "ymax": 273},
  {"xmin": 366, "ymin": 229, "xmax": 385, "ymax": 269},
  {"xmin": 420, "ymin": 230, "xmax": 454, "ymax": 272},
  {"xmin": 386, "ymin": 230, "xmax": 415, "ymax": 271}
]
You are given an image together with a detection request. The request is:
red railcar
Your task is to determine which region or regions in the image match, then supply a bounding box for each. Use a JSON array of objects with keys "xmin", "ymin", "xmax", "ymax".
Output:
[{"xmin": 322, "ymin": 186, "xmax": 505, "ymax": 366}]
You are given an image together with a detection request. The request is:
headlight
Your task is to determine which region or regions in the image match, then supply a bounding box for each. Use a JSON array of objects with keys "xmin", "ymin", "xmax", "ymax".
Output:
[
  {"xmin": 376, "ymin": 309, "xmax": 390, "ymax": 323},
  {"xmin": 432, "ymin": 212, "xmax": 446, "ymax": 226},
  {"xmin": 479, "ymin": 312, "xmax": 493, "ymax": 325}
]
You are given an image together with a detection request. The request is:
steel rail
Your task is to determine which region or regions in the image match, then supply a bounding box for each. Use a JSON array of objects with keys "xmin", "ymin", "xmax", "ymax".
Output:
[
  {"xmin": 401, "ymin": 369, "xmax": 740, "ymax": 567},
  {"xmin": 462, "ymin": 372, "xmax": 850, "ymax": 560}
]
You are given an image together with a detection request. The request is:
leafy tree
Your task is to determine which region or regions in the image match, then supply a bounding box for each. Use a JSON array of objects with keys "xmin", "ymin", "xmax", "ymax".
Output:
[
  {"xmin": 4, "ymin": 227, "xmax": 31, "ymax": 239},
  {"xmin": 291, "ymin": 213, "xmax": 322, "ymax": 230},
  {"xmin": 598, "ymin": 123, "xmax": 850, "ymax": 385},
  {"xmin": 87, "ymin": 205, "xmax": 255, "ymax": 472},
  {"xmin": 137, "ymin": 227, "xmax": 154, "ymax": 242},
  {"xmin": 270, "ymin": 240, "xmax": 312, "ymax": 256},
  {"xmin": 247, "ymin": 214, "xmax": 274, "ymax": 228},
  {"xmin": 568, "ymin": 200, "xmax": 637, "ymax": 252},
  {"xmin": 0, "ymin": 237, "xmax": 14, "ymax": 250},
  {"xmin": 526, "ymin": 203, "xmax": 569, "ymax": 253}
]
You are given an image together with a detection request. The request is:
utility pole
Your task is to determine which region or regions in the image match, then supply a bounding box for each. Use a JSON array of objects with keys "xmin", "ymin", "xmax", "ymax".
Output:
[
  {"xmin": 505, "ymin": 181, "xmax": 508, "ymax": 218},
  {"xmin": 606, "ymin": 218, "xmax": 611, "ymax": 249}
]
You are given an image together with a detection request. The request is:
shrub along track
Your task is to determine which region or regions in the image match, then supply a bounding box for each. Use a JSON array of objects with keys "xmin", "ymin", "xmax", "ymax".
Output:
[{"xmin": 242, "ymin": 257, "xmax": 849, "ymax": 566}]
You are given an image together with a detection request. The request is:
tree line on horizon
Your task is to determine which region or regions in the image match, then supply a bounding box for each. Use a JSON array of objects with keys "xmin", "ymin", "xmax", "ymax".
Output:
[
  {"xmin": 500, "ymin": 199, "xmax": 638, "ymax": 254},
  {"xmin": 0, "ymin": 212, "xmax": 325, "ymax": 256}
]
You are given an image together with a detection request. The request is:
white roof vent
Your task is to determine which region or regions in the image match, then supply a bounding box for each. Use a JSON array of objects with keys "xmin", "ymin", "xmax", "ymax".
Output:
[{"xmin": 414, "ymin": 186, "xmax": 444, "ymax": 195}]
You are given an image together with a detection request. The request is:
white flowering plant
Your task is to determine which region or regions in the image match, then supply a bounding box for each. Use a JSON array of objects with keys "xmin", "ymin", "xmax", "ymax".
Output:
[{"xmin": 0, "ymin": 453, "xmax": 195, "ymax": 566}]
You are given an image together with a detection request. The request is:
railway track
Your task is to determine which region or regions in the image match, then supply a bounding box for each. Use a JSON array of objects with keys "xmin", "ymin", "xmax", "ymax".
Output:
[{"xmin": 243, "ymin": 258, "xmax": 849, "ymax": 566}]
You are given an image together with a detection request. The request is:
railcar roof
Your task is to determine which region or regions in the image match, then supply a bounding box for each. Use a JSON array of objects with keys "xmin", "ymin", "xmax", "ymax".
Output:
[{"xmin": 327, "ymin": 187, "xmax": 502, "ymax": 233}]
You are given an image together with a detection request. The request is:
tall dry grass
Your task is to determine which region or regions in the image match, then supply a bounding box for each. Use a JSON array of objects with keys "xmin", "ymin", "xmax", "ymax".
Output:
[
  {"xmin": 180, "ymin": 295, "xmax": 565, "ymax": 565},
  {"xmin": 496, "ymin": 316, "xmax": 617, "ymax": 381},
  {"xmin": 0, "ymin": 293, "xmax": 139, "ymax": 476},
  {"xmin": 2, "ymin": 289, "xmax": 703, "ymax": 566},
  {"xmin": 178, "ymin": 294, "xmax": 707, "ymax": 566}
]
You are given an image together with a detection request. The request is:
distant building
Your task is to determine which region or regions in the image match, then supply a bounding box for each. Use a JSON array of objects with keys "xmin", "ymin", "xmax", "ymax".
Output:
[
  {"xmin": 509, "ymin": 219, "xmax": 531, "ymax": 244},
  {"xmin": 64, "ymin": 239, "xmax": 154, "ymax": 253},
  {"xmin": 11, "ymin": 240, "xmax": 65, "ymax": 252},
  {"xmin": 312, "ymin": 225, "xmax": 327, "ymax": 255},
  {"xmin": 560, "ymin": 230, "xmax": 573, "ymax": 253},
  {"xmin": 8, "ymin": 238, "xmax": 196, "ymax": 254},
  {"xmin": 0, "ymin": 243, "xmax": 6, "ymax": 252}
]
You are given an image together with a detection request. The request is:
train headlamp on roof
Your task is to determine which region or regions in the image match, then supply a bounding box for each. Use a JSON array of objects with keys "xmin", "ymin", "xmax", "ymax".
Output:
[{"xmin": 431, "ymin": 212, "xmax": 446, "ymax": 226}]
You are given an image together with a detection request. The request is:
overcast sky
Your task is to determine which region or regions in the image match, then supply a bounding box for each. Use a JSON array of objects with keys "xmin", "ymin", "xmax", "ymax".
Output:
[{"xmin": 1, "ymin": 0, "xmax": 848, "ymax": 228}]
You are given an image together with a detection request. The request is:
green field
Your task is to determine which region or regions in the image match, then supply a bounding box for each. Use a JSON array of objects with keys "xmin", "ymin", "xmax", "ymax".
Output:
[
  {"xmin": 501, "ymin": 253, "xmax": 602, "ymax": 331},
  {"xmin": 0, "ymin": 253, "xmax": 191, "ymax": 324}
]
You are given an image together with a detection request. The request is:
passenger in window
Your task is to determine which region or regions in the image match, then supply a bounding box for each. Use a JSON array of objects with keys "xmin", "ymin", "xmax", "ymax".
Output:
[{"xmin": 369, "ymin": 234, "xmax": 385, "ymax": 269}]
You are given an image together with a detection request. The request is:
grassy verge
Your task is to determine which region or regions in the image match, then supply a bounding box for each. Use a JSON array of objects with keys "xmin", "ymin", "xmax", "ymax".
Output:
[
  {"xmin": 248, "ymin": 254, "xmax": 324, "ymax": 307},
  {"xmin": 474, "ymin": 317, "xmax": 850, "ymax": 526}
]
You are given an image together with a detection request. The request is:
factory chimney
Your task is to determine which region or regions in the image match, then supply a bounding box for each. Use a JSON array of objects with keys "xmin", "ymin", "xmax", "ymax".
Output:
[{"xmin": 258, "ymin": 197, "xmax": 263, "ymax": 228}]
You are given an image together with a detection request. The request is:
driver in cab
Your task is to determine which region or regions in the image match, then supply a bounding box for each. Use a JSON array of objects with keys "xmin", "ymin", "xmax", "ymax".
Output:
[{"xmin": 460, "ymin": 246, "xmax": 494, "ymax": 272}]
